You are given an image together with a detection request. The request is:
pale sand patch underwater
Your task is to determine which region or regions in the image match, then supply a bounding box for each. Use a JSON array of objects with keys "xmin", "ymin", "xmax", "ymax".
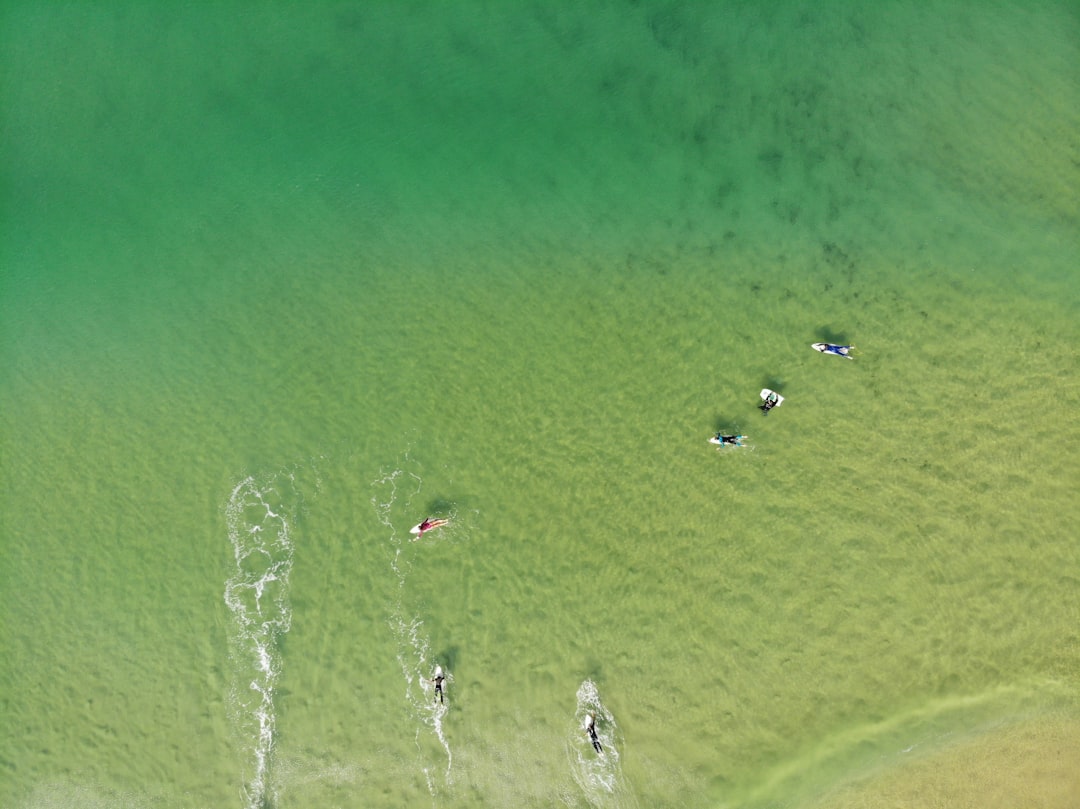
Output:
[{"xmin": 808, "ymin": 714, "xmax": 1080, "ymax": 809}]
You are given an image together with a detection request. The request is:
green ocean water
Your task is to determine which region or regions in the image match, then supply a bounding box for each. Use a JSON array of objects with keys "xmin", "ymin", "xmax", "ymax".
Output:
[{"xmin": 2, "ymin": 2, "xmax": 1078, "ymax": 808}]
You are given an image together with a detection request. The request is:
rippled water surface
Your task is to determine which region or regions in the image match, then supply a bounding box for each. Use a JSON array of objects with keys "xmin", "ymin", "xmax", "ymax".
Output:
[{"xmin": 2, "ymin": 3, "xmax": 1078, "ymax": 807}]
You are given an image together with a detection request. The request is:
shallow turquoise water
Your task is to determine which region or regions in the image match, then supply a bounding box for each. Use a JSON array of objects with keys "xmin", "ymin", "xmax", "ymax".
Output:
[{"xmin": 2, "ymin": 3, "xmax": 1078, "ymax": 808}]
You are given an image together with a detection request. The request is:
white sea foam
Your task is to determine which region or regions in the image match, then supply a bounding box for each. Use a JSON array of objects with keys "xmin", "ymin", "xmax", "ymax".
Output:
[{"xmin": 224, "ymin": 465, "xmax": 318, "ymax": 809}]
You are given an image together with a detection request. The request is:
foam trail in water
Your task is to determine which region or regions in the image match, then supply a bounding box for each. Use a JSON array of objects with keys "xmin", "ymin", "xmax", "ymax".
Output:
[
  {"xmin": 395, "ymin": 614, "xmax": 454, "ymax": 779},
  {"xmin": 224, "ymin": 466, "xmax": 316, "ymax": 809},
  {"xmin": 371, "ymin": 459, "xmax": 455, "ymax": 793},
  {"xmin": 569, "ymin": 680, "xmax": 638, "ymax": 808}
]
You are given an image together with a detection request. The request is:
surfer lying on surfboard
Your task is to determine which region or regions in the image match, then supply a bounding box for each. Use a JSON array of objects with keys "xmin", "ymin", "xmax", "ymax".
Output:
[
  {"xmin": 710, "ymin": 433, "xmax": 746, "ymax": 447},
  {"xmin": 427, "ymin": 664, "xmax": 447, "ymax": 704},
  {"xmin": 584, "ymin": 712, "xmax": 603, "ymax": 753},
  {"xmin": 811, "ymin": 342, "xmax": 854, "ymax": 359},
  {"xmin": 411, "ymin": 517, "xmax": 450, "ymax": 539}
]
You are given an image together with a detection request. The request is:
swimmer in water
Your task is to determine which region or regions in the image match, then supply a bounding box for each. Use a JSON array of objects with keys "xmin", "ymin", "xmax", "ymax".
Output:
[{"xmin": 584, "ymin": 711, "xmax": 603, "ymax": 754}]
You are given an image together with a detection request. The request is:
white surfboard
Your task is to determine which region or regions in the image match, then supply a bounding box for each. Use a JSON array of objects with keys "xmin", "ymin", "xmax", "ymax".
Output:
[{"xmin": 760, "ymin": 389, "xmax": 784, "ymax": 407}]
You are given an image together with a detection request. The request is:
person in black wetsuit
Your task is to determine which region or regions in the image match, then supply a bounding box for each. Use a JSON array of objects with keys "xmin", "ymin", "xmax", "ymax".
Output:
[
  {"xmin": 428, "ymin": 664, "xmax": 446, "ymax": 704},
  {"xmin": 759, "ymin": 391, "xmax": 781, "ymax": 414},
  {"xmin": 584, "ymin": 712, "xmax": 603, "ymax": 753}
]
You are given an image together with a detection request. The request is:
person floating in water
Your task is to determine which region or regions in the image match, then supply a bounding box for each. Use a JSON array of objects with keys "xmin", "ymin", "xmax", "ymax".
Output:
[
  {"xmin": 759, "ymin": 389, "xmax": 783, "ymax": 414},
  {"xmin": 414, "ymin": 517, "xmax": 450, "ymax": 539},
  {"xmin": 428, "ymin": 664, "xmax": 447, "ymax": 704},
  {"xmin": 584, "ymin": 712, "xmax": 603, "ymax": 754},
  {"xmin": 711, "ymin": 433, "xmax": 746, "ymax": 447},
  {"xmin": 811, "ymin": 342, "xmax": 854, "ymax": 359}
]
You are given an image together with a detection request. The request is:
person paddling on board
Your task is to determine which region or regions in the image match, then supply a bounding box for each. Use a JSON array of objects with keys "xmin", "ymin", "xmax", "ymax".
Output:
[
  {"xmin": 759, "ymin": 390, "xmax": 782, "ymax": 414},
  {"xmin": 427, "ymin": 664, "xmax": 447, "ymax": 704},
  {"xmin": 416, "ymin": 517, "xmax": 449, "ymax": 538},
  {"xmin": 712, "ymin": 433, "xmax": 745, "ymax": 447},
  {"xmin": 584, "ymin": 711, "xmax": 603, "ymax": 753},
  {"xmin": 812, "ymin": 342, "xmax": 854, "ymax": 359}
]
